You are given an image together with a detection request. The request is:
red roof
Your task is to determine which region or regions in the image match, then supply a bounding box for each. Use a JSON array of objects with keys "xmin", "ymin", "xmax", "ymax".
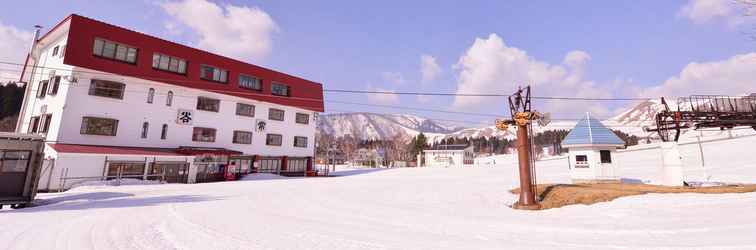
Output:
[
  {"xmin": 176, "ymin": 147, "xmax": 242, "ymax": 156},
  {"xmin": 48, "ymin": 144, "xmax": 245, "ymax": 156},
  {"xmin": 49, "ymin": 144, "xmax": 184, "ymax": 156},
  {"xmin": 37, "ymin": 14, "xmax": 325, "ymax": 112}
]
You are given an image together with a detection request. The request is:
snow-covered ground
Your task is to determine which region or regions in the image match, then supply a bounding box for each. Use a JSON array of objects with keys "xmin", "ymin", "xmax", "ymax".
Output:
[{"xmin": 2, "ymin": 135, "xmax": 756, "ymax": 249}]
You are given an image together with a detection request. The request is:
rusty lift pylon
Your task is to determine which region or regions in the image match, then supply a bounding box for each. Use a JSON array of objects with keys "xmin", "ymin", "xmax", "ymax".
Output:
[
  {"xmin": 645, "ymin": 95, "xmax": 756, "ymax": 142},
  {"xmin": 496, "ymin": 86, "xmax": 544, "ymax": 210}
]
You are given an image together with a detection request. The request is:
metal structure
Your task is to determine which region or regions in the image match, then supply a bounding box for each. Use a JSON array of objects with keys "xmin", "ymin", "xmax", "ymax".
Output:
[
  {"xmin": 496, "ymin": 86, "xmax": 543, "ymax": 210},
  {"xmin": 646, "ymin": 95, "xmax": 756, "ymax": 142},
  {"xmin": 0, "ymin": 132, "xmax": 45, "ymax": 209}
]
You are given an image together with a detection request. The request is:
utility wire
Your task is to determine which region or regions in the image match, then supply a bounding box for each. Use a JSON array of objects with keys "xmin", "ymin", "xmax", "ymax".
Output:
[{"xmin": 0, "ymin": 61, "xmax": 686, "ymax": 101}]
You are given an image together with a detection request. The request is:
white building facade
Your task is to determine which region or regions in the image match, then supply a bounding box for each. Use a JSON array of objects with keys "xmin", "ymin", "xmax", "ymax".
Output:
[
  {"xmin": 418, "ymin": 144, "xmax": 474, "ymax": 168},
  {"xmin": 16, "ymin": 15, "xmax": 324, "ymax": 190},
  {"xmin": 561, "ymin": 113, "xmax": 626, "ymax": 183}
]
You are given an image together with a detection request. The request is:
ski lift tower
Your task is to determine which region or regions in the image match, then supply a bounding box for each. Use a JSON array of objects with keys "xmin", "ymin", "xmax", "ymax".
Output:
[
  {"xmin": 495, "ymin": 86, "xmax": 548, "ymax": 210},
  {"xmin": 645, "ymin": 95, "xmax": 756, "ymax": 141}
]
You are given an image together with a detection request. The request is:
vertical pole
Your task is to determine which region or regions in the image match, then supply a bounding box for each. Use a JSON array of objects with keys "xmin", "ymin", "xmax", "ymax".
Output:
[
  {"xmin": 697, "ymin": 135, "xmax": 707, "ymax": 180},
  {"xmin": 514, "ymin": 118, "xmax": 538, "ymax": 209}
]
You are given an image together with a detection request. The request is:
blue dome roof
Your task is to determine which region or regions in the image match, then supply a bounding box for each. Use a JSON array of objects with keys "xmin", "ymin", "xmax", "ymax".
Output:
[{"xmin": 561, "ymin": 113, "xmax": 626, "ymax": 148}]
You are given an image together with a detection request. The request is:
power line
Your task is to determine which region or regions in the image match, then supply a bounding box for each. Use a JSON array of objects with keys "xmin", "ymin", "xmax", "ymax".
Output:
[
  {"xmin": 323, "ymin": 89, "xmax": 657, "ymax": 100},
  {"xmin": 0, "ymin": 61, "xmax": 677, "ymax": 101}
]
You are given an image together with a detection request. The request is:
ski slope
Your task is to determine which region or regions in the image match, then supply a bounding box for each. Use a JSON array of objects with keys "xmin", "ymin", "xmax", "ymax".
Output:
[{"xmin": 2, "ymin": 136, "xmax": 756, "ymax": 249}]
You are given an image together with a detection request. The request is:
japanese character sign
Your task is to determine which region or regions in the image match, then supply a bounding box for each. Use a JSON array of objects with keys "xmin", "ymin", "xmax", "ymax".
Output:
[{"xmin": 177, "ymin": 109, "xmax": 194, "ymax": 125}]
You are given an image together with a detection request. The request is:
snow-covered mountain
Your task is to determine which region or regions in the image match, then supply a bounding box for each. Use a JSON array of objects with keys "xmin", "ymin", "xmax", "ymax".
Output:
[
  {"xmin": 317, "ymin": 112, "xmax": 575, "ymax": 142},
  {"xmin": 317, "ymin": 113, "xmax": 466, "ymax": 141},
  {"xmin": 319, "ymin": 97, "xmax": 756, "ymax": 142}
]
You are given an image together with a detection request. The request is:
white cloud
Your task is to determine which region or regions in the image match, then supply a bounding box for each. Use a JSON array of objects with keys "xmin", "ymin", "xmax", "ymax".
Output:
[
  {"xmin": 452, "ymin": 34, "xmax": 612, "ymax": 117},
  {"xmin": 677, "ymin": 0, "xmax": 743, "ymax": 26},
  {"xmin": 0, "ymin": 21, "xmax": 33, "ymax": 82},
  {"xmin": 161, "ymin": 0, "xmax": 277, "ymax": 62},
  {"xmin": 420, "ymin": 54, "xmax": 441, "ymax": 84},
  {"xmin": 366, "ymin": 85, "xmax": 400, "ymax": 105},
  {"xmin": 641, "ymin": 53, "xmax": 756, "ymax": 98}
]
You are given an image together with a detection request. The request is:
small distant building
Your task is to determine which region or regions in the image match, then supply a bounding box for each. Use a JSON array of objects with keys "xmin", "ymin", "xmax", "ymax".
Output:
[
  {"xmin": 354, "ymin": 148, "xmax": 384, "ymax": 167},
  {"xmin": 418, "ymin": 144, "xmax": 474, "ymax": 168},
  {"xmin": 561, "ymin": 113, "xmax": 626, "ymax": 183}
]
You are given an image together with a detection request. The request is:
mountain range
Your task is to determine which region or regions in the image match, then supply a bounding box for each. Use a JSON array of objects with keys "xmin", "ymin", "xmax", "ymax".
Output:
[{"xmin": 317, "ymin": 98, "xmax": 753, "ymax": 142}]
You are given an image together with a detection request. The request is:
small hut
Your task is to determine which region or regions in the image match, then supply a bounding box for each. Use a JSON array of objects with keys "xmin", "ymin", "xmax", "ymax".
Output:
[{"xmin": 561, "ymin": 113, "xmax": 626, "ymax": 183}]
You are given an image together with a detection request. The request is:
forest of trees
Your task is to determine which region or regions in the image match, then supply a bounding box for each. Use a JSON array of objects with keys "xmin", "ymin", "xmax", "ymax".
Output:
[
  {"xmin": 0, "ymin": 82, "xmax": 25, "ymax": 132},
  {"xmin": 316, "ymin": 127, "xmax": 641, "ymax": 163}
]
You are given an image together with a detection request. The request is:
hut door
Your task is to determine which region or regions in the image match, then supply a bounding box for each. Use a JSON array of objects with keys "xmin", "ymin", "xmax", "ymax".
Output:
[
  {"xmin": 0, "ymin": 151, "xmax": 32, "ymax": 197},
  {"xmin": 599, "ymin": 150, "xmax": 614, "ymax": 178}
]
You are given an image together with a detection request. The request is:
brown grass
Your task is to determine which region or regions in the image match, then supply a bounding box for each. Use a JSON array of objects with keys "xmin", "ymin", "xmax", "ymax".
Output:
[{"xmin": 510, "ymin": 183, "xmax": 756, "ymax": 210}]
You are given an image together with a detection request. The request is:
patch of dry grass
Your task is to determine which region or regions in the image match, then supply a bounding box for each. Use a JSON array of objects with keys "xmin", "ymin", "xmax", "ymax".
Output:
[{"xmin": 510, "ymin": 183, "xmax": 756, "ymax": 210}]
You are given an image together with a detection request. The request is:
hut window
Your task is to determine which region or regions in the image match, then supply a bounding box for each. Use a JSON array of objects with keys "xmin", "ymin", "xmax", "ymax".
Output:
[{"xmin": 600, "ymin": 150, "xmax": 612, "ymax": 163}]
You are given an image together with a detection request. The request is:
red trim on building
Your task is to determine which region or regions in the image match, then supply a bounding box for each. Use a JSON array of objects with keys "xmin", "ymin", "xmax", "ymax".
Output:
[
  {"xmin": 175, "ymin": 147, "xmax": 242, "ymax": 156},
  {"xmin": 48, "ymin": 143, "xmax": 183, "ymax": 156},
  {"xmin": 48, "ymin": 144, "xmax": 243, "ymax": 156},
  {"xmin": 53, "ymin": 14, "xmax": 324, "ymax": 112}
]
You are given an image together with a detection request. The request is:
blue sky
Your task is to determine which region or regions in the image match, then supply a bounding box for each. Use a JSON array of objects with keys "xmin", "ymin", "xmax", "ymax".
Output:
[{"xmin": 2, "ymin": 0, "xmax": 754, "ymax": 125}]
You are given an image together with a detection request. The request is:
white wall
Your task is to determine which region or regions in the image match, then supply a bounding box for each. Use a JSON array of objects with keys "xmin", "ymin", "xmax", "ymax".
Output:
[
  {"xmin": 615, "ymin": 134, "xmax": 756, "ymax": 184},
  {"xmin": 19, "ymin": 28, "xmax": 317, "ymax": 159},
  {"xmin": 37, "ymin": 148, "xmax": 196, "ymax": 191},
  {"xmin": 567, "ymin": 146, "xmax": 619, "ymax": 181},
  {"xmin": 423, "ymin": 148, "xmax": 473, "ymax": 167},
  {"xmin": 30, "ymin": 69, "xmax": 316, "ymax": 157},
  {"xmin": 17, "ymin": 32, "xmax": 74, "ymax": 142}
]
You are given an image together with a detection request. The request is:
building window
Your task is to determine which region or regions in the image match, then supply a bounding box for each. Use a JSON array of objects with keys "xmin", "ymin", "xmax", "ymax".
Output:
[
  {"xmin": 166, "ymin": 91, "xmax": 174, "ymax": 106},
  {"xmin": 294, "ymin": 136, "xmax": 308, "ymax": 148},
  {"xmin": 600, "ymin": 150, "xmax": 612, "ymax": 163},
  {"xmin": 0, "ymin": 151, "xmax": 32, "ymax": 173},
  {"xmin": 268, "ymin": 108, "xmax": 284, "ymax": 121},
  {"xmin": 39, "ymin": 114, "xmax": 52, "ymax": 133},
  {"xmin": 239, "ymin": 75, "xmax": 261, "ymax": 90},
  {"xmin": 80, "ymin": 117, "xmax": 119, "ymax": 136},
  {"xmin": 152, "ymin": 53, "xmax": 187, "ymax": 74},
  {"xmin": 107, "ymin": 162, "xmax": 145, "ymax": 179},
  {"xmin": 36, "ymin": 80, "xmax": 48, "ymax": 98},
  {"xmin": 89, "ymin": 79, "xmax": 125, "ymax": 99},
  {"xmin": 147, "ymin": 88, "xmax": 155, "ymax": 103},
  {"xmin": 236, "ymin": 103, "xmax": 255, "ymax": 117},
  {"xmin": 52, "ymin": 46, "xmax": 59, "ymax": 56},
  {"xmin": 233, "ymin": 131, "xmax": 253, "ymax": 144},
  {"xmin": 92, "ymin": 38, "xmax": 137, "ymax": 64},
  {"xmin": 161, "ymin": 124, "xmax": 168, "ymax": 140},
  {"xmin": 196, "ymin": 97, "xmax": 220, "ymax": 112},
  {"xmin": 288, "ymin": 159, "xmax": 307, "ymax": 172},
  {"xmin": 48, "ymin": 76, "xmax": 60, "ymax": 95},
  {"xmin": 141, "ymin": 122, "xmax": 149, "ymax": 139},
  {"xmin": 60, "ymin": 45, "xmax": 66, "ymax": 58},
  {"xmin": 271, "ymin": 82, "xmax": 289, "ymax": 96},
  {"xmin": 200, "ymin": 65, "xmax": 228, "ymax": 83},
  {"xmin": 192, "ymin": 127, "xmax": 216, "ymax": 142},
  {"xmin": 28, "ymin": 116, "xmax": 40, "ymax": 133},
  {"xmin": 266, "ymin": 134, "xmax": 282, "ymax": 146},
  {"xmin": 575, "ymin": 155, "xmax": 588, "ymax": 163},
  {"xmin": 295, "ymin": 113, "xmax": 309, "ymax": 124}
]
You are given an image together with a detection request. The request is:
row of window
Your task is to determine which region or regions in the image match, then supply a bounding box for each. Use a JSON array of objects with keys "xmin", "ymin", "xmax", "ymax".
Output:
[
  {"xmin": 92, "ymin": 38, "xmax": 291, "ymax": 96},
  {"xmin": 80, "ymin": 117, "xmax": 309, "ymax": 147},
  {"xmin": 28, "ymin": 114, "xmax": 53, "ymax": 134},
  {"xmin": 87, "ymin": 79, "xmax": 310, "ymax": 124},
  {"xmin": 93, "ymin": 38, "xmax": 138, "ymax": 64}
]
